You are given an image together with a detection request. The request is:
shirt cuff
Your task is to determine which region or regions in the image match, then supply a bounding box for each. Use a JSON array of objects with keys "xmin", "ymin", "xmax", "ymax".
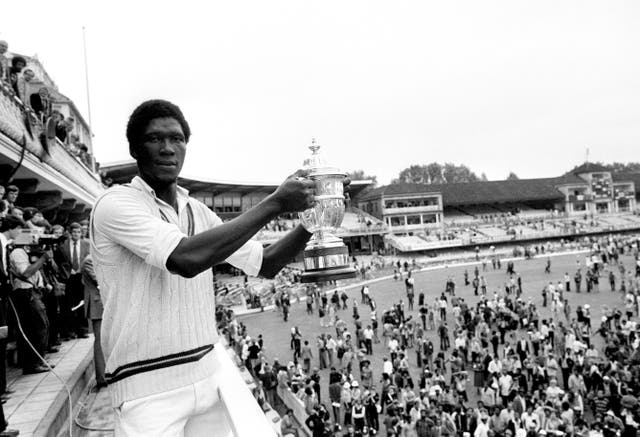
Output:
[
  {"xmin": 145, "ymin": 224, "xmax": 186, "ymax": 271},
  {"xmin": 239, "ymin": 240, "xmax": 264, "ymax": 277}
]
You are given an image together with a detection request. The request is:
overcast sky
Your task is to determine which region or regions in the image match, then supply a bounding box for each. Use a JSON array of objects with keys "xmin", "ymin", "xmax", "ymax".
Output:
[{"xmin": 3, "ymin": 1, "xmax": 640, "ymax": 185}]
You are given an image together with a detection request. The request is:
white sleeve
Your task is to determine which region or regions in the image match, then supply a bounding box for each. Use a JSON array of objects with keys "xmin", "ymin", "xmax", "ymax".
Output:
[{"xmin": 92, "ymin": 191, "xmax": 185, "ymax": 270}]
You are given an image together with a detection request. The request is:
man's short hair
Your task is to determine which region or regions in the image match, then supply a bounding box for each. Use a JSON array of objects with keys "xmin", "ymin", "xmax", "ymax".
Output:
[
  {"xmin": 0, "ymin": 215, "xmax": 26, "ymax": 232},
  {"xmin": 69, "ymin": 222, "xmax": 82, "ymax": 232},
  {"xmin": 11, "ymin": 56, "xmax": 26, "ymax": 68},
  {"xmin": 6, "ymin": 185, "xmax": 19, "ymax": 193},
  {"xmin": 22, "ymin": 207, "xmax": 39, "ymax": 221},
  {"xmin": 126, "ymin": 99, "xmax": 191, "ymax": 152}
]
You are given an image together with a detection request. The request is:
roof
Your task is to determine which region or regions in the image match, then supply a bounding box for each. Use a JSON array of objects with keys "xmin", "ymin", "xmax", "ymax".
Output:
[
  {"xmin": 612, "ymin": 172, "xmax": 640, "ymax": 186},
  {"xmin": 101, "ymin": 159, "xmax": 373, "ymax": 197},
  {"xmin": 566, "ymin": 162, "xmax": 610, "ymax": 175},
  {"xmin": 361, "ymin": 176, "xmax": 585, "ymax": 206}
]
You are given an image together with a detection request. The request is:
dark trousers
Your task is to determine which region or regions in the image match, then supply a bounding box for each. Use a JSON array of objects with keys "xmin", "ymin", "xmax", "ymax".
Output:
[
  {"xmin": 10, "ymin": 289, "xmax": 49, "ymax": 371},
  {"xmin": 42, "ymin": 292, "xmax": 59, "ymax": 347},
  {"xmin": 61, "ymin": 274, "xmax": 87, "ymax": 337}
]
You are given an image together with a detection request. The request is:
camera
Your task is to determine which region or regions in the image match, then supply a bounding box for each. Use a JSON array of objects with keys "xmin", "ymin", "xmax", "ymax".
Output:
[{"xmin": 11, "ymin": 228, "xmax": 66, "ymax": 255}]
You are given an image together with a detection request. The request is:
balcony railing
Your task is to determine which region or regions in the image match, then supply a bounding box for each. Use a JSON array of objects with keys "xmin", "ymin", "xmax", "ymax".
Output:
[
  {"xmin": 215, "ymin": 345, "xmax": 279, "ymax": 437},
  {"xmin": 0, "ymin": 84, "xmax": 103, "ymax": 200},
  {"xmin": 383, "ymin": 204, "xmax": 441, "ymax": 215},
  {"xmin": 568, "ymin": 194, "xmax": 594, "ymax": 202}
]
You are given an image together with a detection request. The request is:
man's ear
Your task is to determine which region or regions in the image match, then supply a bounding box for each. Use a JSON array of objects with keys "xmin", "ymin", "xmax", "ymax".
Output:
[{"xmin": 129, "ymin": 145, "xmax": 138, "ymax": 160}]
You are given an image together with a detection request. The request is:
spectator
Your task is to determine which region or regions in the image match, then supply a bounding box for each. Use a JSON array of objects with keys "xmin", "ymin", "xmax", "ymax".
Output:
[
  {"xmin": 9, "ymin": 206, "xmax": 23, "ymax": 221},
  {"xmin": 8, "ymin": 56, "xmax": 26, "ymax": 95},
  {"xmin": 16, "ymin": 67, "xmax": 35, "ymax": 103},
  {"xmin": 4, "ymin": 186, "xmax": 18, "ymax": 210},
  {"xmin": 5, "ymin": 216, "xmax": 52, "ymax": 374},
  {"xmin": 63, "ymin": 117, "xmax": 75, "ymax": 144},
  {"xmin": 0, "ymin": 40, "xmax": 8, "ymax": 82},
  {"xmin": 81, "ymin": 254, "xmax": 106, "ymax": 389},
  {"xmin": 281, "ymin": 408, "xmax": 299, "ymax": 436},
  {"xmin": 78, "ymin": 143, "xmax": 93, "ymax": 168},
  {"xmin": 53, "ymin": 111, "xmax": 68, "ymax": 142},
  {"xmin": 30, "ymin": 86, "xmax": 51, "ymax": 122},
  {"xmin": 23, "ymin": 207, "xmax": 49, "ymax": 231},
  {"xmin": 54, "ymin": 222, "xmax": 89, "ymax": 339}
]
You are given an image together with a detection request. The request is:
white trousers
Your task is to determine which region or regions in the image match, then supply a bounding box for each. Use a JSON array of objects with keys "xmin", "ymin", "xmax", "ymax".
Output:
[{"xmin": 114, "ymin": 348, "xmax": 234, "ymax": 437}]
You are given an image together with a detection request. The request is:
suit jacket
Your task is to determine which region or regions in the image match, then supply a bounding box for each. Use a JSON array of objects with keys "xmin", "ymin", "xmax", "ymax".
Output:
[
  {"xmin": 516, "ymin": 339, "xmax": 530, "ymax": 357},
  {"xmin": 81, "ymin": 254, "xmax": 103, "ymax": 319},
  {"xmin": 56, "ymin": 238, "xmax": 90, "ymax": 280}
]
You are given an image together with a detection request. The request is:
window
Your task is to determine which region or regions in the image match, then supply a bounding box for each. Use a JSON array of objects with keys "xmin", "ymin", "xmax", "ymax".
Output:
[
  {"xmin": 407, "ymin": 215, "xmax": 421, "ymax": 225},
  {"xmin": 390, "ymin": 216, "xmax": 403, "ymax": 226},
  {"xmin": 422, "ymin": 214, "xmax": 436, "ymax": 224}
]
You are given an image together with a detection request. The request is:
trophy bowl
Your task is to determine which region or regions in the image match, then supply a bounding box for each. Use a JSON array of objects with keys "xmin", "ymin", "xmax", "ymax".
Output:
[{"xmin": 299, "ymin": 140, "xmax": 356, "ymax": 283}]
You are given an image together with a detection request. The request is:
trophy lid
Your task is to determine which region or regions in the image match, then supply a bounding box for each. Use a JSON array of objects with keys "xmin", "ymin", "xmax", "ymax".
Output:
[{"xmin": 302, "ymin": 138, "xmax": 345, "ymax": 177}]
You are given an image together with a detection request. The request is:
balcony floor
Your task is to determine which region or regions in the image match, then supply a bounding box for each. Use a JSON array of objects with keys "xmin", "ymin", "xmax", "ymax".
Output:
[{"xmin": 5, "ymin": 337, "xmax": 93, "ymax": 436}]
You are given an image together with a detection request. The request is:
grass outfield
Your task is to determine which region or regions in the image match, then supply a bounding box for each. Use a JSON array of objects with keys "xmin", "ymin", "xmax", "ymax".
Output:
[{"xmin": 240, "ymin": 251, "xmax": 634, "ymax": 412}]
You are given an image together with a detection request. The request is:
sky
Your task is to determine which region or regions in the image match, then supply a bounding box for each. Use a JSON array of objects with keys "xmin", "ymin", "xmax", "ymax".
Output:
[{"xmin": 2, "ymin": 1, "xmax": 640, "ymax": 186}]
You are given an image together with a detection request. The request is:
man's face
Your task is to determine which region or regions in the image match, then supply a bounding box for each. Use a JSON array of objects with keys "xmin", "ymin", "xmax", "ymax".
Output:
[
  {"xmin": 7, "ymin": 191, "xmax": 18, "ymax": 202},
  {"xmin": 0, "ymin": 43, "xmax": 7, "ymax": 55},
  {"xmin": 132, "ymin": 117, "xmax": 186, "ymax": 186},
  {"xmin": 71, "ymin": 228, "xmax": 82, "ymax": 241},
  {"xmin": 8, "ymin": 226, "xmax": 22, "ymax": 240},
  {"xmin": 81, "ymin": 223, "xmax": 89, "ymax": 237},
  {"xmin": 11, "ymin": 208, "xmax": 23, "ymax": 220},
  {"xmin": 24, "ymin": 70, "xmax": 35, "ymax": 82},
  {"xmin": 52, "ymin": 227, "xmax": 64, "ymax": 237}
]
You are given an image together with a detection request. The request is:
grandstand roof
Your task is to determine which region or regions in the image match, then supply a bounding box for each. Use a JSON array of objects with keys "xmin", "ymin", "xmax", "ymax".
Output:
[
  {"xmin": 361, "ymin": 176, "xmax": 584, "ymax": 206},
  {"xmin": 566, "ymin": 162, "xmax": 610, "ymax": 175},
  {"xmin": 101, "ymin": 160, "xmax": 373, "ymax": 197},
  {"xmin": 613, "ymin": 172, "xmax": 640, "ymax": 186}
]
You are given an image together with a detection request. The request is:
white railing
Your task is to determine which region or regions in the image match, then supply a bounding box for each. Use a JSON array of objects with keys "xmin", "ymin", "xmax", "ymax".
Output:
[
  {"xmin": 0, "ymin": 84, "xmax": 103, "ymax": 201},
  {"xmin": 216, "ymin": 346, "xmax": 278, "ymax": 437}
]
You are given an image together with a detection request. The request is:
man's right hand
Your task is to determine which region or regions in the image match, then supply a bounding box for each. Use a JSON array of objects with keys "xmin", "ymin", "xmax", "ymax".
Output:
[{"xmin": 268, "ymin": 170, "xmax": 316, "ymax": 214}]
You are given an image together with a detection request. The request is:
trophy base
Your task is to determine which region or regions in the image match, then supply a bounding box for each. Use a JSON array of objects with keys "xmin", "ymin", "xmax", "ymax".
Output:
[
  {"xmin": 300, "ymin": 244, "xmax": 356, "ymax": 283},
  {"xmin": 300, "ymin": 266, "xmax": 357, "ymax": 283}
]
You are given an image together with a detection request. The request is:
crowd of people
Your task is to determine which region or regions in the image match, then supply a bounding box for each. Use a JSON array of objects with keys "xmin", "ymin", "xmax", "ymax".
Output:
[
  {"xmin": 0, "ymin": 39, "xmax": 94, "ymax": 170},
  {"xmin": 0, "ymin": 184, "xmax": 105, "ymax": 434},
  {"xmin": 229, "ymin": 233, "xmax": 640, "ymax": 437}
]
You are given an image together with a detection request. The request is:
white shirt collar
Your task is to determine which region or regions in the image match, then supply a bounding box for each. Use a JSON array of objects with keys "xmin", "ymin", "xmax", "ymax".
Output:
[{"xmin": 130, "ymin": 176, "xmax": 190, "ymax": 213}]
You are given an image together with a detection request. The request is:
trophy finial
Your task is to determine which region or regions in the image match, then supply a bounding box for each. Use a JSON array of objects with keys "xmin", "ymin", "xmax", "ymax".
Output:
[{"xmin": 309, "ymin": 138, "xmax": 320, "ymax": 154}]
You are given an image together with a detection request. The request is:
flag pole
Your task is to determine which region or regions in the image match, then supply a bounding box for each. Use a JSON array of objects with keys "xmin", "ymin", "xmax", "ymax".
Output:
[{"xmin": 82, "ymin": 26, "xmax": 95, "ymax": 171}]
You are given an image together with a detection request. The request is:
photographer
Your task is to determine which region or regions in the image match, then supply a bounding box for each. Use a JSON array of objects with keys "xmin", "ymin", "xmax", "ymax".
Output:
[{"xmin": 5, "ymin": 216, "xmax": 51, "ymax": 374}]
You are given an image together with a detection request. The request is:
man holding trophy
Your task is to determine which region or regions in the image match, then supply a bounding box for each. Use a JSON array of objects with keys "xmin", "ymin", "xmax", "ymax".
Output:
[{"xmin": 90, "ymin": 99, "xmax": 353, "ymax": 436}]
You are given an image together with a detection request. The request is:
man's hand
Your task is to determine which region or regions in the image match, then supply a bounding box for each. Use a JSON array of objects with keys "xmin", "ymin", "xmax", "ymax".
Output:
[
  {"xmin": 43, "ymin": 249, "xmax": 54, "ymax": 261},
  {"xmin": 268, "ymin": 169, "xmax": 316, "ymax": 214}
]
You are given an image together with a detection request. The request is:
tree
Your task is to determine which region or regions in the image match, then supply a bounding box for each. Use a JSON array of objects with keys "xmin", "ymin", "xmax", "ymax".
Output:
[
  {"xmin": 443, "ymin": 162, "xmax": 479, "ymax": 183},
  {"xmin": 480, "ymin": 173, "xmax": 489, "ymax": 181},
  {"xmin": 392, "ymin": 162, "xmax": 480, "ymax": 184},
  {"xmin": 393, "ymin": 164, "xmax": 431, "ymax": 184},
  {"xmin": 506, "ymin": 172, "xmax": 519, "ymax": 180}
]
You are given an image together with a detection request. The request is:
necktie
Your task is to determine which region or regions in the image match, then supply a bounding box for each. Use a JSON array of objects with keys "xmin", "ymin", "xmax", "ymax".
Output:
[{"xmin": 72, "ymin": 242, "xmax": 79, "ymax": 271}]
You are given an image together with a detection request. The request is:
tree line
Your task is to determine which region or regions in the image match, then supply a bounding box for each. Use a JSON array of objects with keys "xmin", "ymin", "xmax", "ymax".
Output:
[{"xmin": 348, "ymin": 161, "xmax": 640, "ymax": 188}]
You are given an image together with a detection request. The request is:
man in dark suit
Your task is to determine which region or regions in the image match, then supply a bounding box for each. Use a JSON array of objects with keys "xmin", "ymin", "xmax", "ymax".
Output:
[
  {"xmin": 55, "ymin": 222, "xmax": 90, "ymax": 339},
  {"xmin": 516, "ymin": 338, "xmax": 530, "ymax": 363}
]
